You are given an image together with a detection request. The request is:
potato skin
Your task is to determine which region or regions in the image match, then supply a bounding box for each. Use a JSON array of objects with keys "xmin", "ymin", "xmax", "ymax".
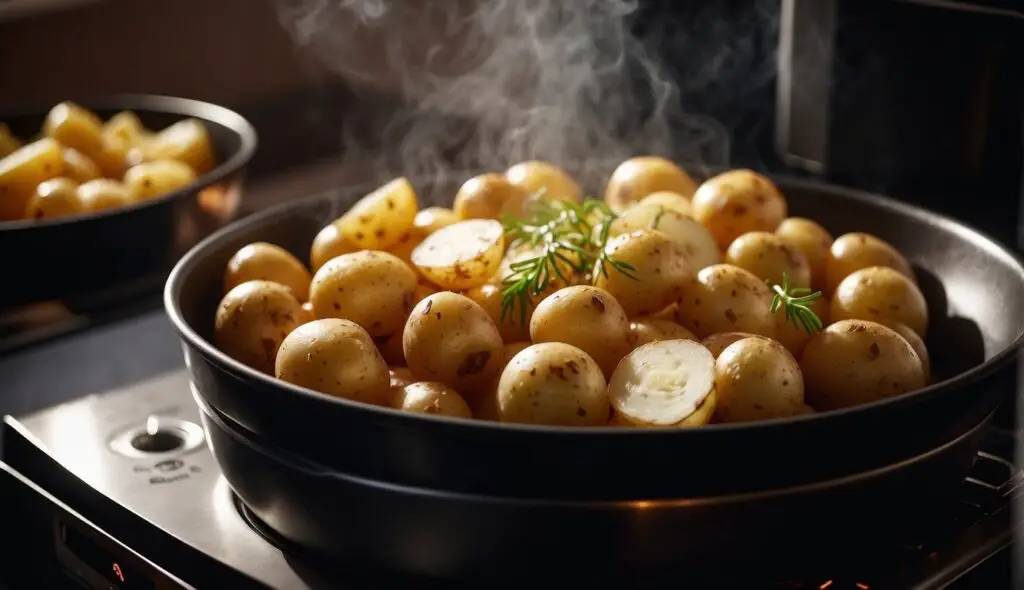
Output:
[
  {"xmin": 124, "ymin": 159, "xmax": 197, "ymax": 200},
  {"xmin": 310, "ymin": 221, "xmax": 358, "ymax": 272},
  {"xmin": 414, "ymin": 206, "xmax": 460, "ymax": 234},
  {"xmin": 594, "ymin": 229, "xmax": 692, "ymax": 317},
  {"xmin": 337, "ymin": 177, "xmax": 418, "ymax": 250},
  {"xmin": 825, "ymin": 232, "xmax": 914, "ymax": 294},
  {"xmin": 77, "ymin": 178, "xmax": 133, "ymax": 212},
  {"xmin": 675, "ymin": 264, "xmax": 776, "ymax": 339},
  {"xmin": 609, "ymin": 205, "xmax": 720, "ymax": 271},
  {"xmin": 214, "ymin": 280, "xmax": 306, "ymax": 374},
  {"xmin": 403, "ymin": 292, "xmax": 504, "ymax": 393},
  {"xmin": 775, "ymin": 217, "xmax": 833, "ymax": 290},
  {"xmin": 830, "ymin": 266, "xmax": 928, "ymax": 337},
  {"xmin": 714, "ymin": 336, "xmax": 805, "ymax": 423},
  {"xmin": 464, "ymin": 283, "xmax": 532, "ymax": 343},
  {"xmin": 310, "ymin": 251, "xmax": 418, "ymax": 337},
  {"xmin": 691, "ymin": 169, "xmax": 787, "ymax": 249},
  {"xmin": 0, "ymin": 137, "xmax": 63, "ymax": 221},
  {"xmin": 275, "ymin": 318, "xmax": 391, "ymax": 406},
  {"xmin": 773, "ymin": 295, "xmax": 829, "ymax": 357},
  {"xmin": 24, "ymin": 177, "xmax": 82, "ymax": 220},
  {"xmin": 60, "ymin": 147, "xmax": 101, "ymax": 183},
  {"xmin": 700, "ymin": 331, "xmax": 755, "ymax": 358},
  {"xmin": 725, "ymin": 231, "xmax": 811, "ymax": 289},
  {"xmin": 497, "ymin": 342, "xmax": 609, "ymax": 426},
  {"xmin": 886, "ymin": 321, "xmax": 931, "ymax": 383},
  {"xmin": 530, "ymin": 285, "xmax": 632, "ymax": 377},
  {"xmin": 604, "ymin": 156, "xmax": 698, "ymax": 211},
  {"xmin": 629, "ymin": 318, "xmax": 697, "ymax": 347},
  {"xmin": 505, "ymin": 160, "xmax": 582, "ymax": 204},
  {"xmin": 453, "ymin": 173, "xmax": 531, "ymax": 220},
  {"xmin": 637, "ymin": 191, "xmax": 692, "ymax": 216},
  {"xmin": 390, "ymin": 382, "xmax": 473, "ymax": 419},
  {"xmin": 801, "ymin": 319, "xmax": 926, "ymax": 410},
  {"xmin": 224, "ymin": 242, "xmax": 312, "ymax": 301}
]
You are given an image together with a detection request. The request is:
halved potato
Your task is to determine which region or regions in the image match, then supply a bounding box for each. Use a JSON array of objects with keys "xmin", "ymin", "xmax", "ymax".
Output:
[
  {"xmin": 411, "ymin": 219, "xmax": 504, "ymax": 290},
  {"xmin": 607, "ymin": 339, "xmax": 716, "ymax": 426},
  {"xmin": 337, "ymin": 177, "xmax": 418, "ymax": 250}
]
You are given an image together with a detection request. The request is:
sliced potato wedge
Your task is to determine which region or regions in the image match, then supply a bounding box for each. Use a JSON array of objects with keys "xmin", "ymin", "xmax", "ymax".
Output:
[
  {"xmin": 337, "ymin": 177, "xmax": 418, "ymax": 250},
  {"xmin": 411, "ymin": 219, "xmax": 504, "ymax": 290}
]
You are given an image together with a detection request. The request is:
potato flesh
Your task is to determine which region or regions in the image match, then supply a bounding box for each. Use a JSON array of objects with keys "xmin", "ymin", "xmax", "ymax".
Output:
[
  {"xmin": 594, "ymin": 229, "xmax": 692, "ymax": 317},
  {"xmin": 714, "ymin": 336, "xmax": 805, "ymax": 423},
  {"xmin": 529, "ymin": 285, "xmax": 632, "ymax": 377},
  {"xmin": 224, "ymin": 242, "xmax": 312, "ymax": 301},
  {"xmin": 825, "ymin": 233, "xmax": 914, "ymax": 295},
  {"xmin": 214, "ymin": 280, "xmax": 306, "ymax": 374},
  {"xmin": 337, "ymin": 177, "xmax": 418, "ymax": 250},
  {"xmin": 725, "ymin": 231, "xmax": 811, "ymax": 289},
  {"xmin": 25, "ymin": 177, "xmax": 82, "ymax": 220},
  {"xmin": 124, "ymin": 159, "xmax": 197, "ymax": 200},
  {"xmin": 675, "ymin": 264, "xmax": 776, "ymax": 339},
  {"xmin": 141, "ymin": 119, "xmax": 216, "ymax": 175},
  {"xmin": 505, "ymin": 160, "xmax": 582, "ymax": 204},
  {"xmin": 609, "ymin": 205, "xmax": 720, "ymax": 271},
  {"xmin": 775, "ymin": 217, "xmax": 833, "ymax": 291},
  {"xmin": 612, "ymin": 389, "xmax": 716, "ymax": 427},
  {"xmin": 608, "ymin": 339, "xmax": 715, "ymax": 426},
  {"xmin": 275, "ymin": 318, "xmax": 391, "ymax": 406},
  {"xmin": 0, "ymin": 138, "xmax": 63, "ymax": 221},
  {"xmin": 60, "ymin": 147, "xmax": 101, "ymax": 183},
  {"xmin": 390, "ymin": 382, "xmax": 473, "ymax": 419},
  {"xmin": 310, "ymin": 251, "xmax": 418, "ymax": 337},
  {"xmin": 830, "ymin": 266, "xmax": 928, "ymax": 337},
  {"xmin": 497, "ymin": 342, "xmax": 609, "ymax": 426},
  {"xmin": 691, "ymin": 169, "xmax": 788, "ymax": 249},
  {"xmin": 604, "ymin": 156, "xmax": 698, "ymax": 211},
  {"xmin": 412, "ymin": 219, "xmax": 504, "ymax": 290}
]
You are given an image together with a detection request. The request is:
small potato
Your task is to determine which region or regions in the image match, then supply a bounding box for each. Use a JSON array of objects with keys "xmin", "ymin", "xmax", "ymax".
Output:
[
  {"xmin": 830, "ymin": 266, "xmax": 928, "ymax": 337},
  {"xmin": 725, "ymin": 231, "xmax": 811, "ymax": 289},
  {"xmin": 714, "ymin": 336, "xmax": 805, "ymax": 423},
  {"xmin": 43, "ymin": 102, "xmax": 104, "ymax": 156},
  {"xmin": 403, "ymin": 292, "xmax": 504, "ymax": 392},
  {"xmin": 691, "ymin": 169, "xmax": 788, "ymax": 249},
  {"xmin": 594, "ymin": 229, "xmax": 692, "ymax": 317},
  {"xmin": 604, "ymin": 156, "xmax": 698, "ymax": 211},
  {"xmin": 453, "ymin": 174, "xmax": 531, "ymax": 220},
  {"xmin": 608, "ymin": 339, "xmax": 715, "ymax": 426},
  {"xmin": 124, "ymin": 159, "xmax": 197, "ymax": 200},
  {"xmin": 60, "ymin": 147, "xmax": 101, "ymax": 183},
  {"xmin": 77, "ymin": 178, "xmax": 133, "ymax": 212},
  {"xmin": 24, "ymin": 177, "xmax": 82, "ymax": 220},
  {"xmin": 497, "ymin": 342, "xmax": 609, "ymax": 426},
  {"xmin": 886, "ymin": 321, "xmax": 931, "ymax": 383},
  {"xmin": 801, "ymin": 319, "xmax": 926, "ymax": 410},
  {"xmin": 649, "ymin": 302, "xmax": 679, "ymax": 321},
  {"xmin": 700, "ymin": 332, "xmax": 755, "ymax": 358},
  {"xmin": 675, "ymin": 264, "xmax": 776, "ymax": 338},
  {"xmin": 628, "ymin": 318, "xmax": 697, "ymax": 347},
  {"xmin": 611, "ymin": 390, "xmax": 716, "ymax": 428},
  {"xmin": 224, "ymin": 242, "xmax": 312, "ymax": 301},
  {"xmin": 0, "ymin": 138, "xmax": 63, "ymax": 221},
  {"xmin": 530, "ymin": 285, "xmax": 632, "ymax": 377},
  {"xmin": 776, "ymin": 217, "xmax": 833, "ymax": 290},
  {"xmin": 609, "ymin": 204, "xmax": 720, "ymax": 271},
  {"xmin": 337, "ymin": 177, "xmax": 418, "ymax": 250},
  {"xmin": 102, "ymin": 111, "xmax": 151, "ymax": 149},
  {"xmin": 825, "ymin": 233, "xmax": 914, "ymax": 294},
  {"xmin": 390, "ymin": 382, "xmax": 473, "ymax": 419},
  {"xmin": 773, "ymin": 295, "xmax": 830, "ymax": 357},
  {"xmin": 310, "ymin": 221, "xmax": 358, "ymax": 272},
  {"xmin": 386, "ymin": 228, "xmax": 426, "ymax": 267},
  {"xmin": 275, "ymin": 318, "xmax": 391, "ymax": 406},
  {"xmin": 414, "ymin": 206, "xmax": 459, "ymax": 234},
  {"xmin": 214, "ymin": 280, "xmax": 306, "ymax": 374},
  {"xmin": 92, "ymin": 138, "xmax": 132, "ymax": 179},
  {"xmin": 142, "ymin": 119, "xmax": 216, "ymax": 175},
  {"xmin": 505, "ymin": 160, "xmax": 582, "ymax": 204},
  {"xmin": 412, "ymin": 219, "xmax": 504, "ymax": 290},
  {"xmin": 0, "ymin": 123, "xmax": 22, "ymax": 158},
  {"xmin": 310, "ymin": 251, "xmax": 418, "ymax": 337},
  {"xmin": 390, "ymin": 367, "xmax": 416, "ymax": 388},
  {"xmin": 464, "ymin": 283, "xmax": 532, "ymax": 343},
  {"xmin": 636, "ymin": 191, "xmax": 693, "ymax": 216}
]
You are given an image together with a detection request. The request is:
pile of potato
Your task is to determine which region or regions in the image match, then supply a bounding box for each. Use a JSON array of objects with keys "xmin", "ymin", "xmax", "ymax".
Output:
[
  {"xmin": 0, "ymin": 102, "xmax": 215, "ymax": 222},
  {"xmin": 212, "ymin": 158, "xmax": 931, "ymax": 428}
]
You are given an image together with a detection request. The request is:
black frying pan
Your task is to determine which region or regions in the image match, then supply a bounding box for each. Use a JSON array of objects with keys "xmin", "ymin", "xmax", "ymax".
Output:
[
  {"xmin": 0, "ymin": 95, "xmax": 257, "ymax": 311},
  {"xmin": 166, "ymin": 176, "xmax": 1024, "ymax": 585}
]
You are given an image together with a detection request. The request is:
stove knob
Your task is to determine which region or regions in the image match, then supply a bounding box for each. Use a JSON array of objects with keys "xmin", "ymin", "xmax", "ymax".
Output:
[{"xmin": 130, "ymin": 430, "xmax": 185, "ymax": 453}]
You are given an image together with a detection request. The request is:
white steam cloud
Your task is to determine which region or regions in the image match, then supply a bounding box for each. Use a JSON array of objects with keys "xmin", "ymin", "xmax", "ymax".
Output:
[{"xmin": 275, "ymin": 0, "xmax": 733, "ymax": 191}]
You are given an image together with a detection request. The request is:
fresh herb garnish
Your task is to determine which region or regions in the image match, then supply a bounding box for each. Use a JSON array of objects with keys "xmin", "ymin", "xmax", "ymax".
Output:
[{"xmin": 770, "ymin": 272, "xmax": 824, "ymax": 335}]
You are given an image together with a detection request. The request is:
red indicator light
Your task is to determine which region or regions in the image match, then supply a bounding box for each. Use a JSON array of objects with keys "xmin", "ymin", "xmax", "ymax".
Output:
[{"xmin": 113, "ymin": 562, "xmax": 125, "ymax": 582}]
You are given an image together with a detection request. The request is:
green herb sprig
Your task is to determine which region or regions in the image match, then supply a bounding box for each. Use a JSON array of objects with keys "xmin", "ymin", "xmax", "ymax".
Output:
[
  {"xmin": 499, "ymin": 199, "xmax": 637, "ymax": 325},
  {"xmin": 769, "ymin": 272, "xmax": 824, "ymax": 335}
]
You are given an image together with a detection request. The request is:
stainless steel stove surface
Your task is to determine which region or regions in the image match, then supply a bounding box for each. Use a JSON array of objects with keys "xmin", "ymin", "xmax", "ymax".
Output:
[{"xmin": 1, "ymin": 368, "xmax": 1021, "ymax": 589}]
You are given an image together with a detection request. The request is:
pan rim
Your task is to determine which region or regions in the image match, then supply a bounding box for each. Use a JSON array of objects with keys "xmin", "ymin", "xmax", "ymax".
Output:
[
  {"xmin": 0, "ymin": 93, "xmax": 258, "ymax": 231},
  {"xmin": 165, "ymin": 172, "xmax": 1024, "ymax": 437}
]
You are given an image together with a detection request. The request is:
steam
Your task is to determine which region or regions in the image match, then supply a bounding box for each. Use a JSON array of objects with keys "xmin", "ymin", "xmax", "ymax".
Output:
[{"xmin": 276, "ymin": 0, "xmax": 732, "ymax": 191}]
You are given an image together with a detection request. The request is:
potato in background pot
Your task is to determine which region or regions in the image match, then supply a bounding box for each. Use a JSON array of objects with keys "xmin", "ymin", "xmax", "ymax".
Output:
[
  {"xmin": 0, "ymin": 137, "xmax": 63, "ymax": 221},
  {"xmin": 24, "ymin": 177, "xmax": 82, "ymax": 221}
]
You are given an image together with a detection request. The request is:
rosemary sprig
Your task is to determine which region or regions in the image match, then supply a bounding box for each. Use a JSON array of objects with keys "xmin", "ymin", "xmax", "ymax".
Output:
[
  {"xmin": 499, "ymin": 198, "xmax": 636, "ymax": 325},
  {"xmin": 769, "ymin": 272, "xmax": 824, "ymax": 335}
]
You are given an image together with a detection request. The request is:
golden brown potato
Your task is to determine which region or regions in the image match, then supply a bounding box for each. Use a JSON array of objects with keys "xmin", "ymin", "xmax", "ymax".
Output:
[
  {"xmin": 390, "ymin": 382, "xmax": 473, "ymax": 419},
  {"xmin": 700, "ymin": 331, "xmax": 756, "ymax": 358},
  {"xmin": 505, "ymin": 160, "xmax": 582, "ymax": 204},
  {"xmin": 0, "ymin": 124, "xmax": 22, "ymax": 158},
  {"xmin": 403, "ymin": 292, "xmax": 504, "ymax": 392},
  {"xmin": 310, "ymin": 221, "xmax": 358, "ymax": 272},
  {"xmin": 223, "ymin": 242, "xmax": 312, "ymax": 301},
  {"xmin": 714, "ymin": 336, "xmax": 805, "ymax": 423},
  {"xmin": 594, "ymin": 229, "xmax": 692, "ymax": 317},
  {"xmin": 24, "ymin": 177, "xmax": 82, "ymax": 221},
  {"xmin": 825, "ymin": 233, "xmax": 914, "ymax": 294},
  {"xmin": 214, "ymin": 280, "xmax": 306, "ymax": 374},
  {"xmin": 464, "ymin": 283, "xmax": 532, "ymax": 343},
  {"xmin": 830, "ymin": 266, "xmax": 928, "ymax": 337},
  {"xmin": 275, "ymin": 318, "xmax": 391, "ymax": 406},
  {"xmin": 0, "ymin": 138, "xmax": 63, "ymax": 221},
  {"xmin": 604, "ymin": 156, "xmax": 698, "ymax": 211},
  {"xmin": 608, "ymin": 339, "xmax": 716, "ymax": 426},
  {"xmin": 725, "ymin": 231, "xmax": 811, "ymax": 289},
  {"xmin": 691, "ymin": 169, "xmax": 788, "ymax": 249},
  {"xmin": 497, "ymin": 342, "xmax": 609, "ymax": 426},
  {"xmin": 608, "ymin": 204, "xmax": 720, "ymax": 271},
  {"xmin": 124, "ymin": 160, "xmax": 197, "ymax": 200},
  {"xmin": 628, "ymin": 318, "xmax": 697, "ymax": 347},
  {"xmin": 885, "ymin": 321, "xmax": 931, "ymax": 383},
  {"xmin": 390, "ymin": 367, "xmax": 416, "ymax": 388},
  {"xmin": 412, "ymin": 219, "xmax": 505, "ymax": 290},
  {"xmin": 102, "ymin": 111, "xmax": 151, "ymax": 149},
  {"xmin": 636, "ymin": 191, "xmax": 692, "ymax": 216},
  {"xmin": 77, "ymin": 178, "xmax": 133, "ymax": 212},
  {"xmin": 60, "ymin": 147, "xmax": 101, "ymax": 183},
  {"xmin": 675, "ymin": 264, "xmax": 776, "ymax": 338},
  {"xmin": 142, "ymin": 119, "xmax": 216, "ymax": 174},
  {"xmin": 775, "ymin": 217, "xmax": 833, "ymax": 291},
  {"xmin": 337, "ymin": 177, "xmax": 419, "ymax": 250},
  {"xmin": 773, "ymin": 295, "xmax": 830, "ymax": 357},
  {"xmin": 801, "ymin": 319, "xmax": 926, "ymax": 410},
  {"xmin": 376, "ymin": 330, "xmax": 407, "ymax": 367},
  {"xmin": 386, "ymin": 229, "xmax": 425, "ymax": 267},
  {"xmin": 43, "ymin": 102, "xmax": 104, "ymax": 156},
  {"xmin": 310, "ymin": 251, "xmax": 418, "ymax": 337},
  {"xmin": 453, "ymin": 173, "xmax": 531, "ymax": 220},
  {"xmin": 414, "ymin": 206, "xmax": 460, "ymax": 234},
  {"xmin": 298, "ymin": 302, "xmax": 316, "ymax": 325},
  {"xmin": 530, "ymin": 285, "xmax": 633, "ymax": 378}
]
